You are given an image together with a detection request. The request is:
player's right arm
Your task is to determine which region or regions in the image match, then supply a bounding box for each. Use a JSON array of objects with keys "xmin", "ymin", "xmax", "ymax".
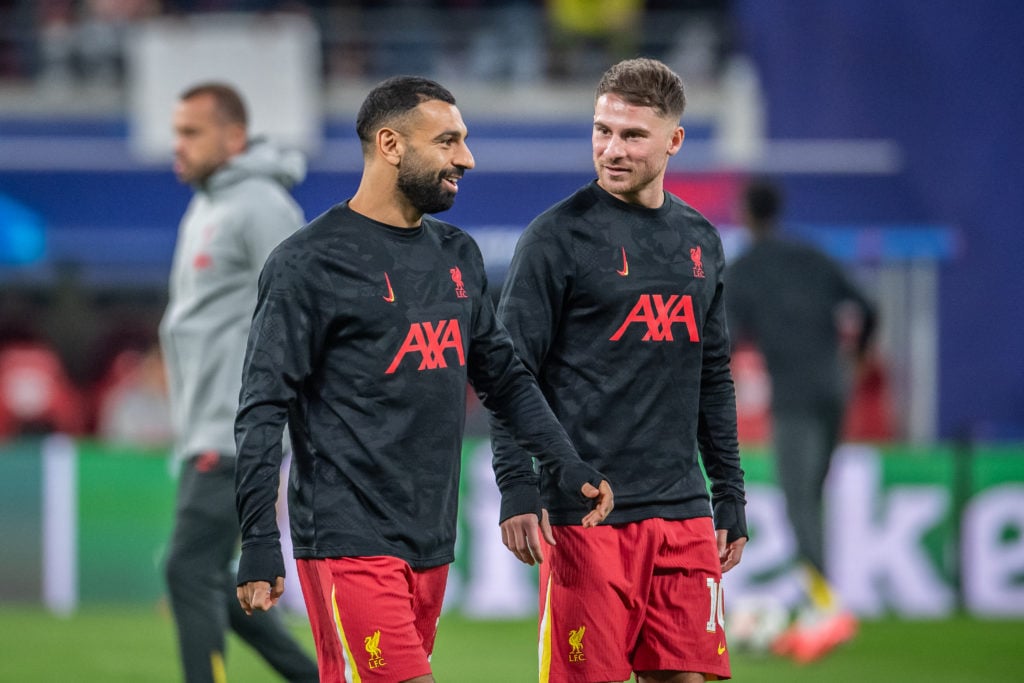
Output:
[
  {"xmin": 484, "ymin": 221, "xmax": 595, "ymax": 564},
  {"xmin": 234, "ymin": 244, "xmax": 327, "ymax": 606}
]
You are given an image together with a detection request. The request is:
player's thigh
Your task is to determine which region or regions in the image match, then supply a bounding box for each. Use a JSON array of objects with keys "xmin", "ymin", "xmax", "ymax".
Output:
[
  {"xmin": 539, "ymin": 524, "xmax": 651, "ymax": 683},
  {"xmin": 633, "ymin": 518, "xmax": 730, "ymax": 680},
  {"xmin": 297, "ymin": 556, "xmax": 446, "ymax": 683}
]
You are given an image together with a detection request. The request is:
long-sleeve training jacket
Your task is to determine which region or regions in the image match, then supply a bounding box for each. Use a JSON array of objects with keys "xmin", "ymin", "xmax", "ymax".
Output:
[
  {"xmin": 234, "ymin": 203, "xmax": 605, "ymax": 586},
  {"xmin": 490, "ymin": 181, "xmax": 746, "ymax": 540}
]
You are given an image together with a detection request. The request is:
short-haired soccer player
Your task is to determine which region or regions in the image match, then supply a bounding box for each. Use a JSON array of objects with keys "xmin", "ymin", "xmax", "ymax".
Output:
[{"xmin": 491, "ymin": 58, "xmax": 748, "ymax": 682}]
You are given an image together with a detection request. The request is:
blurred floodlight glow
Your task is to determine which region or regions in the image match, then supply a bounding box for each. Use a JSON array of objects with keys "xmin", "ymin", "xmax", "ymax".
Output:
[{"xmin": 0, "ymin": 194, "xmax": 46, "ymax": 265}]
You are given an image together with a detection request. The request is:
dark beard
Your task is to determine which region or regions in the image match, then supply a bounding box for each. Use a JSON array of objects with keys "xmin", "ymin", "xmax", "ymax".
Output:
[{"xmin": 397, "ymin": 164, "xmax": 456, "ymax": 215}]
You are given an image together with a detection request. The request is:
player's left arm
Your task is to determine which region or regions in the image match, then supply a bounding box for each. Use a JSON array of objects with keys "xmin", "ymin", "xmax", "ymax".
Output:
[
  {"xmin": 234, "ymin": 247, "xmax": 328, "ymax": 603},
  {"xmin": 698, "ymin": 264, "xmax": 748, "ymax": 569}
]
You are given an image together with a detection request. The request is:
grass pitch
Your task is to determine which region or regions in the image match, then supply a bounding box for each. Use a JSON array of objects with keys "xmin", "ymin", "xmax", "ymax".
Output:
[{"xmin": 1, "ymin": 604, "xmax": 1021, "ymax": 681}]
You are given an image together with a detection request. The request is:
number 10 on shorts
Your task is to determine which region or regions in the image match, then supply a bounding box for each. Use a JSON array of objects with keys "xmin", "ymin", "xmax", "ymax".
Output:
[{"xmin": 706, "ymin": 578, "xmax": 725, "ymax": 633}]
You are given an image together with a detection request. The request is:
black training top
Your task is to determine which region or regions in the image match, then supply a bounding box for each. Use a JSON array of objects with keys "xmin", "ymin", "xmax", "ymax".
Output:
[
  {"xmin": 235, "ymin": 202, "xmax": 604, "ymax": 585},
  {"xmin": 491, "ymin": 182, "xmax": 747, "ymax": 538}
]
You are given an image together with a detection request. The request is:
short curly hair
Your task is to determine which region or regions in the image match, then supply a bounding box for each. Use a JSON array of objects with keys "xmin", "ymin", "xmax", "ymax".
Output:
[{"xmin": 356, "ymin": 76, "xmax": 457, "ymax": 153}]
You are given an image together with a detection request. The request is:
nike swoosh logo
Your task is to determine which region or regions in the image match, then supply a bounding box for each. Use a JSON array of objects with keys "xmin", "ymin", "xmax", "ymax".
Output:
[
  {"xmin": 382, "ymin": 272, "xmax": 396, "ymax": 303},
  {"xmin": 717, "ymin": 643, "xmax": 726, "ymax": 655},
  {"xmin": 616, "ymin": 247, "xmax": 629, "ymax": 276}
]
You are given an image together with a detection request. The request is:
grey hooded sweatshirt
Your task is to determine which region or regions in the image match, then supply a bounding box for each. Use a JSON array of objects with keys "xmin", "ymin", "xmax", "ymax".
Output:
[{"xmin": 159, "ymin": 138, "xmax": 306, "ymax": 466}]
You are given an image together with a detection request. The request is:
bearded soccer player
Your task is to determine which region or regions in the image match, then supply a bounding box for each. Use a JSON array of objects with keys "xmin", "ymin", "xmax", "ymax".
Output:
[
  {"xmin": 233, "ymin": 75, "xmax": 613, "ymax": 683},
  {"xmin": 491, "ymin": 58, "xmax": 747, "ymax": 682}
]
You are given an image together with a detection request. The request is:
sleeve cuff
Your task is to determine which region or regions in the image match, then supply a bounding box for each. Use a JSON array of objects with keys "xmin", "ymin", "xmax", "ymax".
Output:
[
  {"xmin": 713, "ymin": 498, "xmax": 748, "ymax": 543},
  {"xmin": 236, "ymin": 543, "xmax": 285, "ymax": 586},
  {"xmin": 555, "ymin": 462, "xmax": 606, "ymax": 505},
  {"xmin": 499, "ymin": 482, "xmax": 542, "ymax": 524}
]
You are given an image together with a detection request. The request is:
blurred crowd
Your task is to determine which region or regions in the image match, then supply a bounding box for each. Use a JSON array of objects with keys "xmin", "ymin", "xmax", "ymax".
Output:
[
  {"xmin": 0, "ymin": 284, "xmax": 171, "ymax": 444},
  {"xmin": 0, "ymin": 0, "xmax": 732, "ymax": 88}
]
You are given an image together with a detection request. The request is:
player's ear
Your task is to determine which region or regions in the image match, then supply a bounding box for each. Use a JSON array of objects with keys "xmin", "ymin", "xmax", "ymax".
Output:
[
  {"xmin": 378, "ymin": 127, "xmax": 404, "ymax": 166},
  {"xmin": 667, "ymin": 125, "xmax": 685, "ymax": 157},
  {"xmin": 226, "ymin": 122, "xmax": 248, "ymax": 156}
]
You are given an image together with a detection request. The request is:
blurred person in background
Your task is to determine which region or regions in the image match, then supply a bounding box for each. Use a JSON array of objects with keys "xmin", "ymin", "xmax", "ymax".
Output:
[
  {"xmin": 159, "ymin": 82, "xmax": 318, "ymax": 683},
  {"xmin": 491, "ymin": 57, "xmax": 747, "ymax": 683},
  {"xmin": 232, "ymin": 75, "xmax": 612, "ymax": 683},
  {"xmin": 725, "ymin": 178, "xmax": 877, "ymax": 662}
]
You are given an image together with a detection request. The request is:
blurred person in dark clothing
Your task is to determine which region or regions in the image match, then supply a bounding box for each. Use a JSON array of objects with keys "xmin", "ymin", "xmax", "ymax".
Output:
[{"xmin": 725, "ymin": 178, "xmax": 877, "ymax": 663}]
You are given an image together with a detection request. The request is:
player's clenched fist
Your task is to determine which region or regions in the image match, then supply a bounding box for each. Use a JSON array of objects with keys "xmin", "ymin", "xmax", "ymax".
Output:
[{"xmin": 237, "ymin": 576, "xmax": 285, "ymax": 616}]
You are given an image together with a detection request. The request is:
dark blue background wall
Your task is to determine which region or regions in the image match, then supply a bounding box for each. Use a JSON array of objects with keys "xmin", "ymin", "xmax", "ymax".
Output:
[{"xmin": 734, "ymin": 0, "xmax": 1024, "ymax": 439}]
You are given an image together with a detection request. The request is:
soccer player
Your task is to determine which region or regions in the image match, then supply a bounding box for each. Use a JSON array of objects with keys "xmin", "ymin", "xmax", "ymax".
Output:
[
  {"xmin": 725, "ymin": 179, "xmax": 875, "ymax": 662},
  {"xmin": 233, "ymin": 75, "xmax": 614, "ymax": 683},
  {"xmin": 160, "ymin": 83, "xmax": 318, "ymax": 682},
  {"xmin": 490, "ymin": 57, "xmax": 748, "ymax": 682}
]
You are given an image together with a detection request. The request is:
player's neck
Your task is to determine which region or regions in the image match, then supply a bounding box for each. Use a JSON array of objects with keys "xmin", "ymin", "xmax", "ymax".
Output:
[{"xmin": 349, "ymin": 183, "xmax": 423, "ymax": 229}]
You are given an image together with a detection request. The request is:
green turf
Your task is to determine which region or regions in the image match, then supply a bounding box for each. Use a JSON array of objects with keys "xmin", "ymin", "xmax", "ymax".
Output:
[{"xmin": 1, "ymin": 605, "xmax": 1022, "ymax": 681}]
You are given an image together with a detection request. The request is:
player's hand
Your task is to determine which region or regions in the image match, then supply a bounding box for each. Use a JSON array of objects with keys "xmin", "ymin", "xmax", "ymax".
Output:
[
  {"xmin": 500, "ymin": 509, "xmax": 555, "ymax": 566},
  {"xmin": 237, "ymin": 576, "xmax": 285, "ymax": 615},
  {"xmin": 717, "ymin": 529, "xmax": 746, "ymax": 573},
  {"xmin": 580, "ymin": 480, "xmax": 613, "ymax": 527}
]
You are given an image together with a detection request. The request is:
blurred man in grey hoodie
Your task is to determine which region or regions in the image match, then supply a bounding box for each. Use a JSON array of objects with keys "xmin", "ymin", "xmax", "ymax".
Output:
[{"xmin": 159, "ymin": 82, "xmax": 318, "ymax": 683}]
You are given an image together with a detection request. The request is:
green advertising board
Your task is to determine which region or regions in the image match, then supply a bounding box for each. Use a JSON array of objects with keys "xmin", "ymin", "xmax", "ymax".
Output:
[{"xmin": 1, "ymin": 437, "xmax": 1021, "ymax": 618}]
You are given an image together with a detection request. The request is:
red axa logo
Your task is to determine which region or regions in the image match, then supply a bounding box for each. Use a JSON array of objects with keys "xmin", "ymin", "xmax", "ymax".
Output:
[
  {"xmin": 609, "ymin": 294, "xmax": 700, "ymax": 342},
  {"xmin": 385, "ymin": 319, "xmax": 466, "ymax": 374}
]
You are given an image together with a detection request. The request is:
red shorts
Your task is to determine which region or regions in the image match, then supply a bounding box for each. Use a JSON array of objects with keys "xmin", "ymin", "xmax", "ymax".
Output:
[
  {"xmin": 297, "ymin": 556, "xmax": 449, "ymax": 683},
  {"xmin": 539, "ymin": 517, "xmax": 730, "ymax": 682}
]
